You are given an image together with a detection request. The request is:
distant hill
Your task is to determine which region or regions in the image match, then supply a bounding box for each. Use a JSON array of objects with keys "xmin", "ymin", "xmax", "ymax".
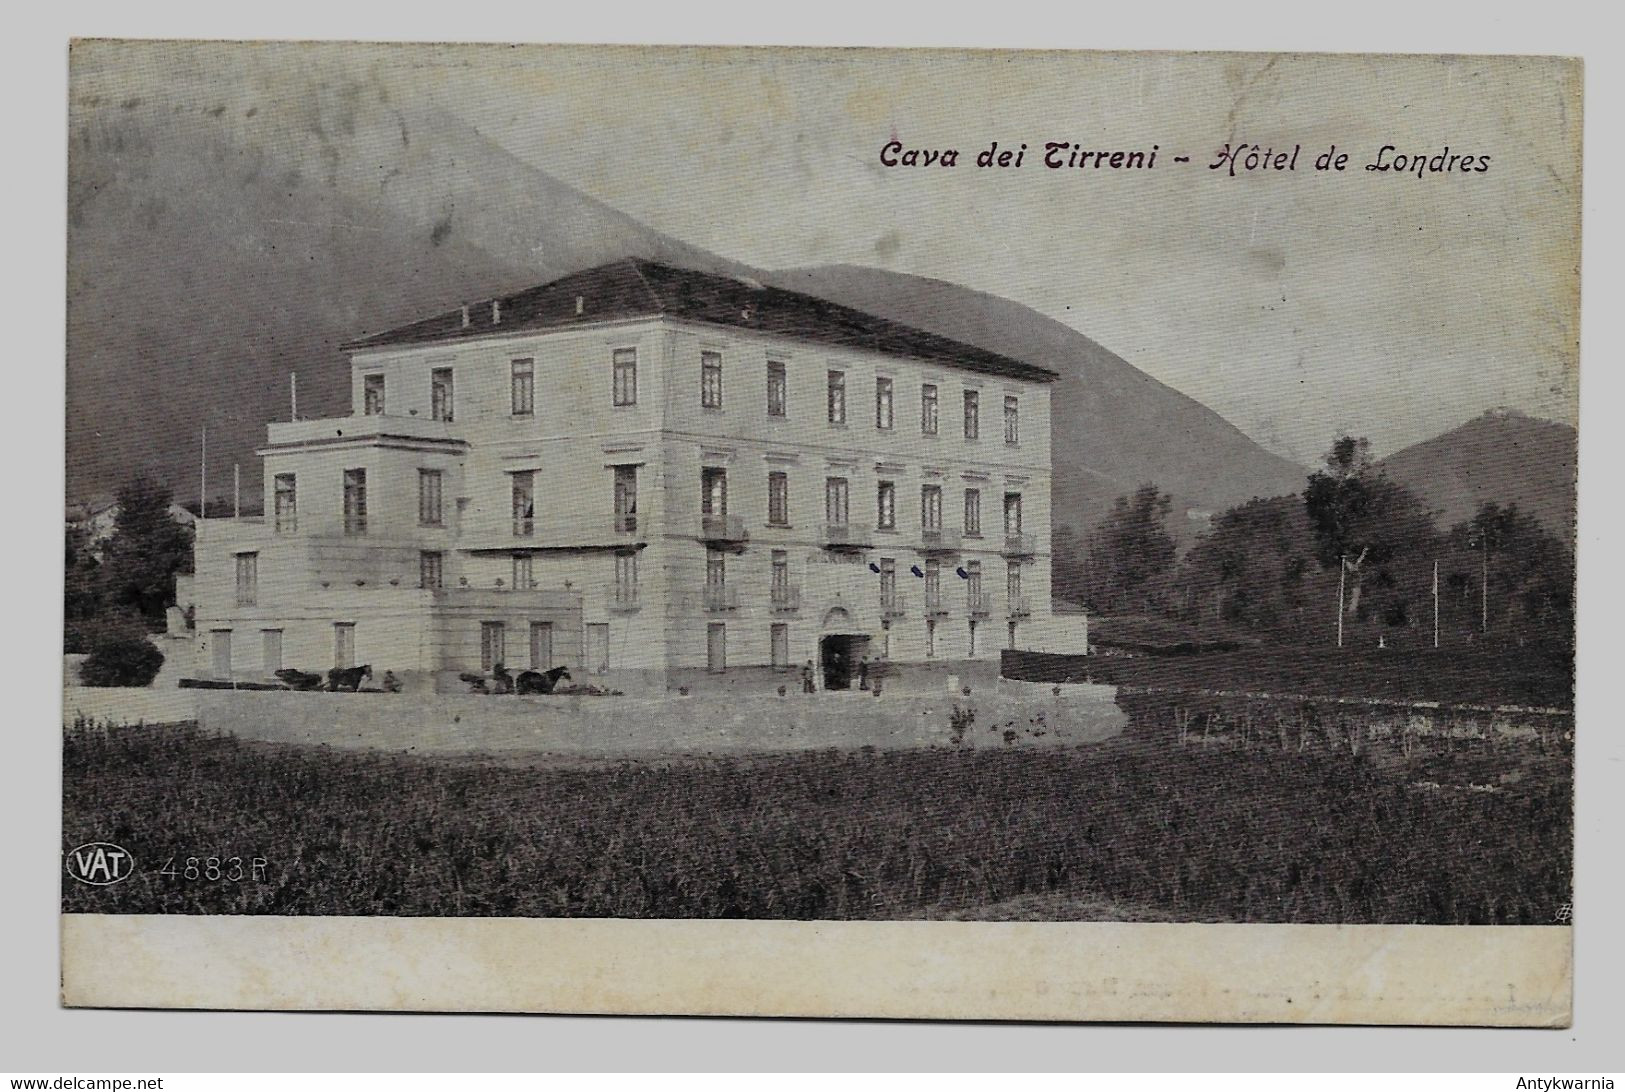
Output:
[
  {"xmin": 767, "ymin": 265, "xmax": 1309, "ymax": 537},
  {"xmin": 68, "ymin": 46, "xmax": 1309, "ymax": 540},
  {"xmin": 1380, "ymin": 409, "xmax": 1577, "ymax": 537}
]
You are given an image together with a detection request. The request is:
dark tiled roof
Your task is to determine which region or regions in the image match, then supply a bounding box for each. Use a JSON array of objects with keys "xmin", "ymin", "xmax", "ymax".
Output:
[{"xmin": 342, "ymin": 258, "xmax": 1058, "ymax": 383}]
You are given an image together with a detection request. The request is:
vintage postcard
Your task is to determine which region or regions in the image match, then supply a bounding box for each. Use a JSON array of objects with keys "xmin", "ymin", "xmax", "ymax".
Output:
[{"xmin": 61, "ymin": 41, "xmax": 1578, "ymax": 1023}]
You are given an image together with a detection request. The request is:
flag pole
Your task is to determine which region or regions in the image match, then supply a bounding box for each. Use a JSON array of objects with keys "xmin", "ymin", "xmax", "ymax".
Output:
[
  {"xmin": 233, "ymin": 463, "xmax": 241, "ymax": 520},
  {"xmin": 1433, "ymin": 559, "xmax": 1439, "ymax": 649},
  {"xmin": 199, "ymin": 426, "xmax": 207, "ymax": 521}
]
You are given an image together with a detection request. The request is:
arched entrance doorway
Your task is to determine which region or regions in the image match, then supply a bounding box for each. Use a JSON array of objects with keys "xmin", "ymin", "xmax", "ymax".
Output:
[{"xmin": 818, "ymin": 607, "xmax": 870, "ymax": 691}]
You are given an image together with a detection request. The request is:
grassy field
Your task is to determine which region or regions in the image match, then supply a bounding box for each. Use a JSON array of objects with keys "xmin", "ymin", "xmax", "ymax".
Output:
[
  {"xmin": 63, "ymin": 716, "xmax": 1570, "ymax": 923},
  {"xmin": 1063, "ymin": 645, "xmax": 1573, "ymax": 709}
]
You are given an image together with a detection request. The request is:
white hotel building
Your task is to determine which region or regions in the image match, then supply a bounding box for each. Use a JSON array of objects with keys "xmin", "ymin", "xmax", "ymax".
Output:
[{"xmin": 189, "ymin": 259, "xmax": 1087, "ymax": 693}]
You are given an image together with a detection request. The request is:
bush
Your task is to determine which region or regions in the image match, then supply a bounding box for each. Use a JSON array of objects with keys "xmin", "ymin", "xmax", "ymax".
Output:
[{"xmin": 79, "ymin": 629, "xmax": 164, "ymax": 687}]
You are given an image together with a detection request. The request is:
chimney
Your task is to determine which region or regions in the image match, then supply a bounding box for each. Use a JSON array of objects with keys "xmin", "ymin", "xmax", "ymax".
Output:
[
  {"xmin": 460, "ymin": 305, "xmax": 470, "ymax": 328},
  {"xmin": 492, "ymin": 300, "xmax": 502, "ymax": 325},
  {"xmin": 575, "ymin": 295, "xmax": 584, "ymax": 316}
]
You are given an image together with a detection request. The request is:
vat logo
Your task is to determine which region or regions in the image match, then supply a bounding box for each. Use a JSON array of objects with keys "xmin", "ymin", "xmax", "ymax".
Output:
[{"xmin": 65, "ymin": 842, "xmax": 136, "ymax": 886}]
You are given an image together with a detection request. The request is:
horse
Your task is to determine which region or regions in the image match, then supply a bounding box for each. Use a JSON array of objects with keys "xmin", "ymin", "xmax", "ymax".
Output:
[
  {"xmin": 491, "ymin": 663, "xmax": 515, "ymax": 695},
  {"xmin": 458, "ymin": 672, "xmax": 490, "ymax": 694},
  {"xmin": 327, "ymin": 664, "xmax": 372, "ymax": 692},
  {"xmin": 275, "ymin": 668, "xmax": 324, "ymax": 692},
  {"xmin": 515, "ymin": 666, "xmax": 571, "ymax": 695}
]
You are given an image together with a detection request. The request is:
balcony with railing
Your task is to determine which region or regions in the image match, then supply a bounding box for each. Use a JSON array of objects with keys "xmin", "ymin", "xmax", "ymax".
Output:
[
  {"xmin": 702, "ymin": 584, "xmax": 740, "ymax": 612},
  {"xmin": 967, "ymin": 592, "xmax": 994, "ymax": 618},
  {"xmin": 1003, "ymin": 531, "xmax": 1037, "ymax": 556},
  {"xmin": 924, "ymin": 590, "xmax": 950, "ymax": 617},
  {"xmin": 265, "ymin": 413, "xmax": 465, "ymax": 449},
  {"xmin": 919, "ymin": 526, "xmax": 962, "ymax": 554},
  {"xmin": 880, "ymin": 591, "xmax": 907, "ymax": 619},
  {"xmin": 770, "ymin": 584, "xmax": 802, "ymax": 612},
  {"xmin": 1007, "ymin": 594, "xmax": 1033, "ymax": 617},
  {"xmin": 700, "ymin": 513, "xmax": 748, "ymax": 544},
  {"xmin": 822, "ymin": 521, "xmax": 872, "ymax": 550}
]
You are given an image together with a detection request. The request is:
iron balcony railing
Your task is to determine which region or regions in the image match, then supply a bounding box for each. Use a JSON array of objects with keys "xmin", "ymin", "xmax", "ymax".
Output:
[
  {"xmin": 919, "ymin": 526, "xmax": 962, "ymax": 553},
  {"xmin": 770, "ymin": 584, "xmax": 802, "ymax": 612},
  {"xmin": 822, "ymin": 522, "xmax": 872, "ymax": 550},
  {"xmin": 614, "ymin": 512, "xmax": 638, "ymax": 535},
  {"xmin": 880, "ymin": 591, "xmax": 907, "ymax": 618},
  {"xmin": 703, "ymin": 584, "xmax": 740, "ymax": 611},
  {"xmin": 924, "ymin": 590, "xmax": 950, "ymax": 617},
  {"xmin": 700, "ymin": 513, "xmax": 748, "ymax": 544},
  {"xmin": 967, "ymin": 592, "xmax": 994, "ymax": 618},
  {"xmin": 1007, "ymin": 595, "xmax": 1033, "ymax": 617},
  {"xmin": 1003, "ymin": 531, "xmax": 1037, "ymax": 556}
]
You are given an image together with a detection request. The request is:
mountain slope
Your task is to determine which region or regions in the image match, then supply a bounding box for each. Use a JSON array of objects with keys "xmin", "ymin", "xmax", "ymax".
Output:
[
  {"xmin": 766, "ymin": 265, "xmax": 1310, "ymax": 536},
  {"xmin": 1380, "ymin": 409, "xmax": 1577, "ymax": 536}
]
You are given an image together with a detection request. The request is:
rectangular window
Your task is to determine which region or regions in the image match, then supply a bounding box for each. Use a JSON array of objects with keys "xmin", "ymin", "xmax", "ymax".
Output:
[
  {"xmin": 613, "ymin": 465, "xmax": 638, "ymax": 533},
  {"xmin": 211, "ymin": 629, "xmax": 232, "ymax": 678},
  {"xmin": 707, "ymin": 622, "xmax": 727, "ymax": 673},
  {"xmin": 875, "ymin": 377, "xmax": 894, "ymax": 430},
  {"xmin": 879, "ymin": 556, "xmax": 897, "ymax": 601},
  {"xmin": 418, "ymin": 469, "xmax": 443, "ymax": 527},
  {"xmin": 511, "ymin": 358, "xmax": 534, "ymax": 416},
  {"xmin": 529, "ymin": 621, "xmax": 553, "ymax": 671},
  {"xmin": 612, "ymin": 348, "xmax": 638, "ymax": 406},
  {"xmin": 925, "ymin": 619, "xmax": 936, "ymax": 659},
  {"xmin": 512, "ymin": 471, "xmax": 535, "ymax": 536},
  {"xmin": 963, "ymin": 389, "xmax": 980, "ymax": 439},
  {"xmin": 1004, "ymin": 492, "xmax": 1023, "ymax": 534},
  {"xmin": 701, "ymin": 467, "xmax": 728, "ymax": 516},
  {"xmin": 921, "ymin": 485, "xmax": 942, "ymax": 532},
  {"xmin": 825, "ymin": 477, "xmax": 850, "ymax": 526},
  {"xmin": 1007, "ymin": 560, "xmax": 1023, "ymax": 603},
  {"xmin": 480, "ymin": 621, "xmax": 505, "ymax": 673},
  {"xmin": 965, "ymin": 489, "xmax": 982, "ymax": 537},
  {"xmin": 767, "ymin": 361, "xmax": 787, "ymax": 417},
  {"xmin": 921, "ymin": 384, "xmax": 939, "ymax": 435},
  {"xmin": 511, "ymin": 553, "xmax": 533, "ymax": 590},
  {"xmin": 706, "ymin": 548, "xmax": 726, "ymax": 588},
  {"xmin": 877, "ymin": 480, "xmax": 896, "ymax": 530},
  {"xmin": 261, "ymin": 629, "xmax": 282, "ymax": 674},
  {"xmin": 343, "ymin": 468, "xmax": 367, "ymax": 535},
  {"xmin": 586, "ymin": 623, "xmax": 610, "ymax": 675},
  {"xmin": 1004, "ymin": 395, "xmax": 1020, "ymax": 444},
  {"xmin": 827, "ymin": 370, "xmax": 846, "ymax": 425},
  {"xmin": 767, "ymin": 471, "xmax": 789, "ymax": 526},
  {"xmin": 419, "ymin": 551, "xmax": 443, "ymax": 590},
  {"xmin": 431, "ymin": 367, "xmax": 454, "ymax": 422},
  {"xmin": 701, "ymin": 350, "xmax": 723, "ymax": 409},
  {"xmin": 334, "ymin": 622, "xmax": 355, "ymax": 669},
  {"xmin": 363, "ymin": 373, "xmax": 385, "ymax": 416},
  {"xmin": 234, "ymin": 552, "xmax": 257, "ymax": 607},
  {"xmin": 771, "ymin": 623, "xmax": 789, "ymax": 668},
  {"xmin": 969, "ymin": 620, "xmax": 979, "ymax": 656},
  {"xmin": 771, "ymin": 549, "xmax": 789, "ymax": 590},
  {"xmin": 967, "ymin": 559, "xmax": 984, "ymax": 601},
  {"xmin": 925, "ymin": 558, "xmax": 942, "ymax": 607},
  {"xmin": 614, "ymin": 551, "xmax": 639, "ymax": 604},
  {"xmin": 273, "ymin": 473, "xmax": 297, "ymax": 533}
]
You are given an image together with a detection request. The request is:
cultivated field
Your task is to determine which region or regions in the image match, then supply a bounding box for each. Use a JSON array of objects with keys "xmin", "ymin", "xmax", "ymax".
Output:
[{"xmin": 63, "ymin": 697, "xmax": 1571, "ymax": 923}]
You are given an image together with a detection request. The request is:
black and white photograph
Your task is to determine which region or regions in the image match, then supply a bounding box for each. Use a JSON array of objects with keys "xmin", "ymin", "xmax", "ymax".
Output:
[{"xmin": 56, "ymin": 38, "xmax": 1580, "ymax": 1024}]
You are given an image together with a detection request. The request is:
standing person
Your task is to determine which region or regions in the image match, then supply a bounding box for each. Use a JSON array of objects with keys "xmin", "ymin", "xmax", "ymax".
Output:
[
  {"xmin": 800, "ymin": 660, "xmax": 816, "ymax": 694},
  {"xmin": 858, "ymin": 653, "xmax": 870, "ymax": 691}
]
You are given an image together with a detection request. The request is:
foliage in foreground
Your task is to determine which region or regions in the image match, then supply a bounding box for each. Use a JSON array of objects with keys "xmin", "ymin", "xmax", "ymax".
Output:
[
  {"xmin": 63, "ymin": 722, "xmax": 1570, "ymax": 924},
  {"xmin": 78, "ymin": 628, "xmax": 165, "ymax": 687}
]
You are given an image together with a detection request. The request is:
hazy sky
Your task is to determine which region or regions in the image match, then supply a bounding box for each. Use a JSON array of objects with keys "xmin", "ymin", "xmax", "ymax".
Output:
[{"xmin": 372, "ymin": 45, "xmax": 1579, "ymax": 463}]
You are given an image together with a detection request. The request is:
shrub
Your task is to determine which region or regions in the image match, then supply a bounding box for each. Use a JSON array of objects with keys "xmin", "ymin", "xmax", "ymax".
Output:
[{"xmin": 79, "ymin": 629, "xmax": 164, "ymax": 687}]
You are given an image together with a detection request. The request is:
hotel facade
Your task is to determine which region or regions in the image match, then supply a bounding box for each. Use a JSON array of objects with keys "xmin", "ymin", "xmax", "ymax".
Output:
[{"xmin": 188, "ymin": 259, "xmax": 1087, "ymax": 693}]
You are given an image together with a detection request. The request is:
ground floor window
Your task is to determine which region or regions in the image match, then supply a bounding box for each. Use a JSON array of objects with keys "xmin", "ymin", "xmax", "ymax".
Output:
[
  {"xmin": 771, "ymin": 623, "xmax": 789, "ymax": 668},
  {"xmin": 333, "ymin": 622, "xmax": 355, "ymax": 669},
  {"xmin": 480, "ymin": 621, "xmax": 505, "ymax": 673},
  {"xmin": 707, "ymin": 622, "xmax": 726, "ymax": 673},
  {"xmin": 586, "ymin": 623, "xmax": 610, "ymax": 674},
  {"xmin": 1007, "ymin": 620, "xmax": 1018, "ymax": 650},
  {"xmin": 512, "ymin": 553, "xmax": 533, "ymax": 590},
  {"xmin": 420, "ymin": 551, "xmax": 443, "ymax": 590},
  {"xmin": 211, "ymin": 629, "xmax": 232, "ymax": 678},
  {"xmin": 925, "ymin": 619, "xmax": 936, "ymax": 658},
  {"xmin": 530, "ymin": 621, "xmax": 553, "ymax": 671},
  {"xmin": 968, "ymin": 620, "xmax": 979, "ymax": 656},
  {"xmin": 262, "ymin": 629, "xmax": 282, "ymax": 674}
]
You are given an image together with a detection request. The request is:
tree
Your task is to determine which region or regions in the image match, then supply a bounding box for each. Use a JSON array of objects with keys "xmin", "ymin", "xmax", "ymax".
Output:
[
  {"xmin": 1083, "ymin": 484, "xmax": 1177, "ymax": 614},
  {"xmin": 98, "ymin": 476, "xmax": 194, "ymax": 628},
  {"xmin": 1050, "ymin": 523, "xmax": 1089, "ymax": 605},
  {"xmin": 1444, "ymin": 502, "xmax": 1573, "ymax": 645},
  {"xmin": 1303, "ymin": 435, "xmax": 1436, "ymax": 621},
  {"xmin": 1175, "ymin": 495, "xmax": 1325, "ymax": 634},
  {"xmin": 80, "ymin": 626, "xmax": 165, "ymax": 687}
]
